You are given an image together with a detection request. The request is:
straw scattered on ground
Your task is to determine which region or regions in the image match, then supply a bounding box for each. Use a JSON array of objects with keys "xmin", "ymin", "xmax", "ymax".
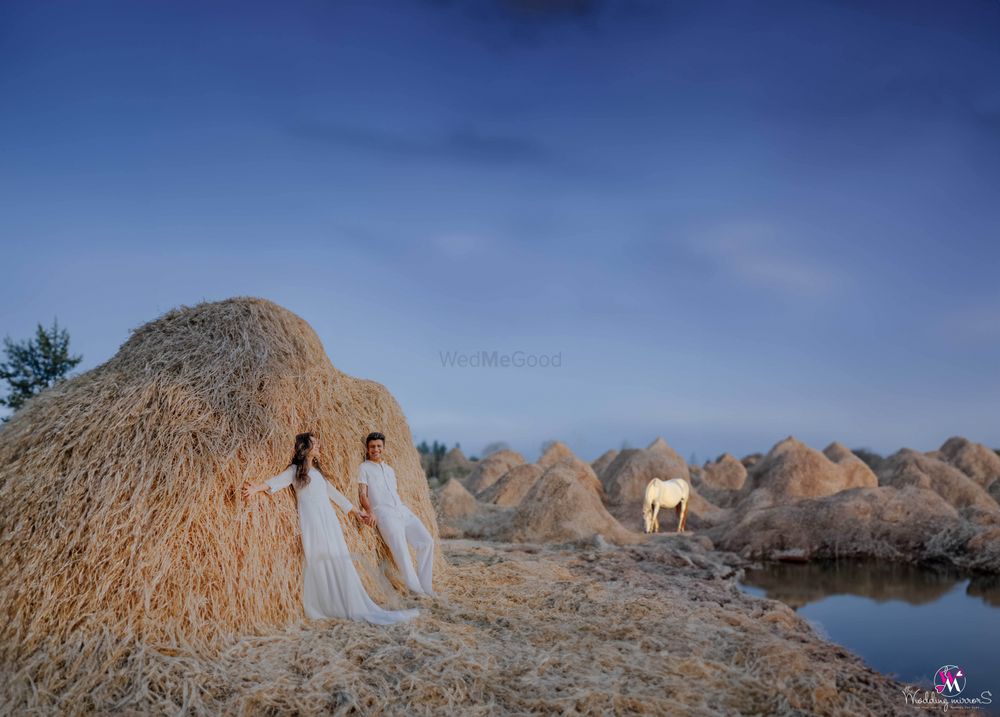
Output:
[{"xmin": 0, "ymin": 537, "xmax": 932, "ymax": 716}]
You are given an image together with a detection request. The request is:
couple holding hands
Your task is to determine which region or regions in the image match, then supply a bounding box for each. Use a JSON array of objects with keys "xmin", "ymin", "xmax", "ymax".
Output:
[{"xmin": 242, "ymin": 431, "xmax": 434, "ymax": 625}]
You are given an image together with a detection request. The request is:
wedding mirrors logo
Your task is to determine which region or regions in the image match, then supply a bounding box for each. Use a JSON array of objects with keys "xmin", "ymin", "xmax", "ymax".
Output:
[
  {"xmin": 934, "ymin": 665, "xmax": 966, "ymax": 697},
  {"xmin": 438, "ymin": 350, "xmax": 563, "ymax": 369},
  {"xmin": 901, "ymin": 663, "xmax": 993, "ymax": 712}
]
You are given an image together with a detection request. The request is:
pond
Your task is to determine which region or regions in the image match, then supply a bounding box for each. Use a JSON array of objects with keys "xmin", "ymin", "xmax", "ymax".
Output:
[{"xmin": 740, "ymin": 560, "xmax": 1000, "ymax": 714}]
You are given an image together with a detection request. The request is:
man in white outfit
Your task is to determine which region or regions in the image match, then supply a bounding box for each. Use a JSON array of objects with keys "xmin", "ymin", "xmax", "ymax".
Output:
[{"xmin": 358, "ymin": 431, "xmax": 435, "ymax": 596}]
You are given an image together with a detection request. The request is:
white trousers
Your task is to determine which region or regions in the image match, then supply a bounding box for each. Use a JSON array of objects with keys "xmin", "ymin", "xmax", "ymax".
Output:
[{"xmin": 375, "ymin": 506, "xmax": 434, "ymax": 595}]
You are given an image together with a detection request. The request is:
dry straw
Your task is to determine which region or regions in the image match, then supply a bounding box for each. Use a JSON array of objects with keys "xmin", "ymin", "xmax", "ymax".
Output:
[{"xmin": 0, "ymin": 297, "xmax": 443, "ymax": 663}]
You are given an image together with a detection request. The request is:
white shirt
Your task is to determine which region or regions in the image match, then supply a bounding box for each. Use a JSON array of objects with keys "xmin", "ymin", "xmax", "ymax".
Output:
[{"xmin": 357, "ymin": 460, "xmax": 403, "ymax": 514}]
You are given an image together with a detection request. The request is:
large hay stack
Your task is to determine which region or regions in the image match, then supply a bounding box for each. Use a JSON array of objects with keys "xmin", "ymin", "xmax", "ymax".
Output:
[
  {"xmin": 741, "ymin": 436, "xmax": 876, "ymax": 504},
  {"xmin": 0, "ymin": 297, "xmax": 442, "ymax": 660},
  {"xmin": 507, "ymin": 458, "xmax": 636, "ymax": 545},
  {"xmin": 937, "ymin": 436, "xmax": 1000, "ymax": 492},
  {"xmin": 879, "ymin": 448, "xmax": 998, "ymax": 513}
]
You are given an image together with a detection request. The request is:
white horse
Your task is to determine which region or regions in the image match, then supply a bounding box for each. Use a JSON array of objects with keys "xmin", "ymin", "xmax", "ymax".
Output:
[{"xmin": 642, "ymin": 478, "xmax": 690, "ymax": 533}]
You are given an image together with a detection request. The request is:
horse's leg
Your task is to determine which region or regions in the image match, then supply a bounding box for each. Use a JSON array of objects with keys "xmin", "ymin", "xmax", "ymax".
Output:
[
  {"xmin": 652, "ymin": 502, "xmax": 661, "ymax": 533},
  {"xmin": 679, "ymin": 499, "xmax": 689, "ymax": 532}
]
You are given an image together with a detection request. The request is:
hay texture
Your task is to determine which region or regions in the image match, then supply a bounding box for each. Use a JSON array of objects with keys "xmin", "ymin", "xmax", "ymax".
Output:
[
  {"xmin": 937, "ymin": 436, "xmax": 1000, "ymax": 492},
  {"xmin": 700, "ymin": 454, "xmax": 748, "ymax": 492},
  {"xmin": 822, "ymin": 442, "xmax": 879, "ymax": 488},
  {"xmin": 740, "ymin": 437, "xmax": 876, "ymax": 506},
  {"xmin": 436, "ymin": 446, "xmax": 473, "ymax": 483},
  {"xmin": 879, "ymin": 448, "xmax": 998, "ymax": 513},
  {"xmin": 590, "ymin": 448, "xmax": 618, "ymax": 481},
  {"xmin": 1, "ymin": 537, "xmax": 923, "ymax": 716},
  {"xmin": 464, "ymin": 449, "xmax": 525, "ymax": 495},
  {"xmin": 707, "ymin": 485, "xmax": 1000, "ymax": 573},
  {"xmin": 0, "ymin": 297, "xmax": 442, "ymax": 661},
  {"xmin": 507, "ymin": 457, "xmax": 637, "ymax": 545},
  {"xmin": 537, "ymin": 440, "xmax": 575, "ymax": 468},
  {"xmin": 478, "ymin": 463, "xmax": 543, "ymax": 507}
]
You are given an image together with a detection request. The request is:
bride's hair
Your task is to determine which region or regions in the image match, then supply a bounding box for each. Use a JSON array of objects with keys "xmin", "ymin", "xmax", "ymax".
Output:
[{"xmin": 290, "ymin": 432, "xmax": 318, "ymax": 487}]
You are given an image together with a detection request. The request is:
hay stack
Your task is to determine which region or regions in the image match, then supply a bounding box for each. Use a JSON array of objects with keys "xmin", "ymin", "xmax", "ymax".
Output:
[
  {"xmin": 432, "ymin": 478, "xmax": 478, "ymax": 521},
  {"xmin": 742, "ymin": 437, "xmax": 876, "ymax": 504},
  {"xmin": 507, "ymin": 459, "xmax": 636, "ymax": 545},
  {"xmin": 708, "ymin": 485, "xmax": 1000, "ymax": 573},
  {"xmin": 590, "ymin": 449, "xmax": 618, "ymax": 481},
  {"xmin": 464, "ymin": 449, "xmax": 525, "ymax": 495},
  {"xmin": 601, "ymin": 439, "xmax": 689, "ymax": 507},
  {"xmin": 537, "ymin": 440, "xmax": 575, "ymax": 469},
  {"xmin": 437, "ymin": 446, "xmax": 473, "ymax": 483},
  {"xmin": 0, "ymin": 297, "xmax": 441, "ymax": 657},
  {"xmin": 822, "ymin": 441, "xmax": 879, "ymax": 488},
  {"xmin": 879, "ymin": 448, "xmax": 998, "ymax": 513},
  {"xmin": 431, "ymin": 479, "xmax": 479, "ymax": 538},
  {"xmin": 646, "ymin": 436, "xmax": 675, "ymax": 456},
  {"xmin": 691, "ymin": 453, "xmax": 747, "ymax": 510},
  {"xmin": 740, "ymin": 453, "xmax": 763, "ymax": 469},
  {"xmin": 701, "ymin": 453, "xmax": 747, "ymax": 491},
  {"xmin": 478, "ymin": 463, "xmax": 543, "ymax": 507},
  {"xmin": 938, "ymin": 436, "xmax": 1000, "ymax": 492}
]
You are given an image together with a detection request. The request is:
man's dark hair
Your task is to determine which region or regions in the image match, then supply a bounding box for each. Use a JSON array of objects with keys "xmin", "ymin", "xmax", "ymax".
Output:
[{"xmin": 365, "ymin": 431, "xmax": 386, "ymax": 446}]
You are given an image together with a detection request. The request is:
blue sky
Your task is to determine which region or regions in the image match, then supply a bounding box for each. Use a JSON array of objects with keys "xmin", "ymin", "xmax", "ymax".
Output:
[{"xmin": 2, "ymin": 0, "xmax": 999, "ymax": 462}]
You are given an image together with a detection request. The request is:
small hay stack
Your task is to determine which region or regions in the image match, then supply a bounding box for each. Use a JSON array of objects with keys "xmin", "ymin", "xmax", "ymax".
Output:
[
  {"xmin": 437, "ymin": 446, "xmax": 473, "ymax": 483},
  {"xmin": 879, "ymin": 448, "xmax": 999, "ymax": 513},
  {"xmin": 537, "ymin": 440, "xmax": 575, "ymax": 469},
  {"xmin": 478, "ymin": 463, "xmax": 544, "ymax": 507},
  {"xmin": 431, "ymin": 479, "xmax": 479, "ymax": 538},
  {"xmin": 0, "ymin": 297, "xmax": 442, "ymax": 662},
  {"xmin": 507, "ymin": 459, "xmax": 637, "ymax": 545},
  {"xmin": 464, "ymin": 449, "xmax": 525, "ymax": 495},
  {"xmin": 822, "ymin": 441, "xmax": 879, "ymax": 488},
  {"xmin": 701, "ymin": 453, "xmax": 748, "ymax": 491},
  {"xmin": 938, "ymin": 436, "xmax": 1000, "ymax": 492},
  {"xmin": 590, "ymin": 449, "xmax": 618, "ymax": 482}
]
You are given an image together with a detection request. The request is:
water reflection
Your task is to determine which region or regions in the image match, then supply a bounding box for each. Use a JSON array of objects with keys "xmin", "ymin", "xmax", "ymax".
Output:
[
  {"xmin": 741, "ymin": 559, "xmax": 1000, "ymax": 610},
  {"xmin": 739, "ymin": 560, "xmax": 1000, "ymax": 715}
]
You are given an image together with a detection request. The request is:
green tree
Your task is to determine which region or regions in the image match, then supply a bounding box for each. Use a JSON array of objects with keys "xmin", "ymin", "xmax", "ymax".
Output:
[{"xmin": 0, "ymin": 319, "xmax": 82, "ymax": 416}]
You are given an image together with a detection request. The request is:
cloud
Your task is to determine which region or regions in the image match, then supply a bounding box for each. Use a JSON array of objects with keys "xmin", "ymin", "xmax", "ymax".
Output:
[{"xmin": 286, "ymin": 122, "xmax": 553, "ymax": 167}]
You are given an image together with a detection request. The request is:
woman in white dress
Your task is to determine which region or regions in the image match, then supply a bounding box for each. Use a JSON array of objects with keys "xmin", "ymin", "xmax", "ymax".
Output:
[{"xmin": 242, "ymin": 432, "xmax": 418, "ymax": 625}]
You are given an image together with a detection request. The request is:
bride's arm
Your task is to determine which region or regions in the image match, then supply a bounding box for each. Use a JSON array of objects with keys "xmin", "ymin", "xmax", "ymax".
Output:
[{"xmin": 242, "ymin": 465, "xmax": 295, "ymax": 499}]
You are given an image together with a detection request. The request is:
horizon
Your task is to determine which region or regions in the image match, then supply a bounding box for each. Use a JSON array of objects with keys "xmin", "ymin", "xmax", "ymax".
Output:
[{"xmin": 3, "ymin": 1, "xmax": 999, "ymax": 461}]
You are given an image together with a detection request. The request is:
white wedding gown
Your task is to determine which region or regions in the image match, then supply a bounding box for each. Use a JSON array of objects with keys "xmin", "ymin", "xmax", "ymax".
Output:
[{"xmin": 266, "ymin": 465, "xmax": 418, "ymax": 625}]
